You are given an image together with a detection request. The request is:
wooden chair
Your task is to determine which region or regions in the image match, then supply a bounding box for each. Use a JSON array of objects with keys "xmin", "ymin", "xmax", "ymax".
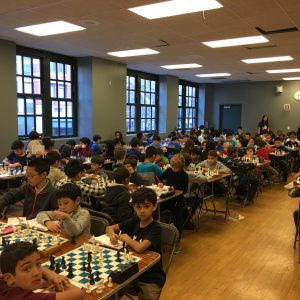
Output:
[{"xmin": 90, "ymin": 216, "xmax": 109, "ymax": 236}]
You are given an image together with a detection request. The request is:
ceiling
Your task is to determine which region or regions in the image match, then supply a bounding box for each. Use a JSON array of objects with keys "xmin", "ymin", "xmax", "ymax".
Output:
[{"xmin": 1, "ymin": 0, "xmax": 300, "ymax": 83}]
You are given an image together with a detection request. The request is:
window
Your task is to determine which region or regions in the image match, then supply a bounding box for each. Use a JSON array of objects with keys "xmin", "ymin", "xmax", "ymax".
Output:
[
  {"xmin": 126, "ymin": 71, "xmax": 159, "ymax": 134},
  {"xmin": 50, "ymin": 62, "xmax": 75, "ymax": 137},
  {"xmin": 16, "ymin": 55, "xmax": 43, "ymax": 136},
  {"xmin": 177, "ymin": 81, "xmax": 198, "ymax": 130},
  {"xmin": 16, "ymin": 48, "xmax": 77, "ymax": 138}
]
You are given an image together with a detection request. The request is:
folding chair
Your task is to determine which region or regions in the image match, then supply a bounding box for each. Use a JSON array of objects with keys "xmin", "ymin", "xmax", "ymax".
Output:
[
  {"xmin": 90, "ymin": 216, "xmax": 109, "ymax": 236},
  {"xmin": 87, "ymin": 208, "xmax": 114, "ymax": 225}
]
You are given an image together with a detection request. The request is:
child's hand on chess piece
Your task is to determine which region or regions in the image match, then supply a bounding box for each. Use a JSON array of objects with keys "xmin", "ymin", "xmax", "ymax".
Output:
[
  {"xmin": 45, "ymin": 220, "xmax": 62, "ymax": 233},
  {"xmin": 108, "ymin": 233, "xmax": 119, "ymax": 245},
  {"xmin": 157, "ymin": 182, "xmax": 164, "ymax": 188},
  {"xmin": 119, "ymin": 233, "xmax": 131, "ymax": 244},
  {"xmin": 51, "ymin": 210, "xmax": 69, "ymax": 220}
]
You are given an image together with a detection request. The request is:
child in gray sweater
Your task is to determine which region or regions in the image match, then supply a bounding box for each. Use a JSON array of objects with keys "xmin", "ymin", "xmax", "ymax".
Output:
[{"xmin": 37, "ymin": 183, "xmax": 90, "ymax": 237}]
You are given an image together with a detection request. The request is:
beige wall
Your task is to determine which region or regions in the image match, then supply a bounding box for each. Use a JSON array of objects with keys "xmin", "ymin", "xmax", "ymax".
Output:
[
  {"xmin": 0, "ymin": 40, "xmax": 17, "ymax": 159},
  {"xmin": 206, "ymin": 81, "xmax": 300, "ymax": 134}
]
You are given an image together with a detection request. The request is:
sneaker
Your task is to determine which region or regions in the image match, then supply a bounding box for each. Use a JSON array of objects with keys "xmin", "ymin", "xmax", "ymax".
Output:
[{"xmin": 174, "ymin": 243, "xmax": 181, "ymax": 254}]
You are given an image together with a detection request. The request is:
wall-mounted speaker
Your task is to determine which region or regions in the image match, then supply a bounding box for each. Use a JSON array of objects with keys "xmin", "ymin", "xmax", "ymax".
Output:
[{"xmin": 276, "ymin": 85, "xmax": 283, "ymax": 93}]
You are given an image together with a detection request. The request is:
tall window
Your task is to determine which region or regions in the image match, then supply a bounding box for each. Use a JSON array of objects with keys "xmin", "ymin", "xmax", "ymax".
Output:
[
  {"xmin": 16, "ymin": 55, "xmax": 43, "ymax": 136},
  {"xmin": 126, "ymin": 71, "xmax": 159, "ymax": 134},
  {"xmin": 50, "ymin": 62, "xmax": 74, "ymax": 136},
  {"xmin": 178, "ymin": 81, "xmax": 198, "ymax": 130},
  {"xmin": 16, "ymin": 48, "xmax": 77, "ymax": 138}
]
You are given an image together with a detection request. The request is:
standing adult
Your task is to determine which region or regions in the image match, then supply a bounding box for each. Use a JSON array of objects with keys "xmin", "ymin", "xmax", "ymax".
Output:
[{"xmin": 257, "ymin": 114, "xmax": 269, "ymax": 136}]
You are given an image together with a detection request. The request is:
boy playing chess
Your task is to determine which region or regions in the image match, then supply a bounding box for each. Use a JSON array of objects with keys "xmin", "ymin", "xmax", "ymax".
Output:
[
  {"xmin": 37, "ymin": 183, "xmax": 90, "ymax": 237},
  {"xmin": 0, "ymin": 158, "xmax": 57, "ymax": 219},
  {"xmin": 106, "ymin": 188, "xmax": 166, "ymax": 300},
  {"xmin": 0, "ymin": 241, "xmax": 83, "ymax": 299}
]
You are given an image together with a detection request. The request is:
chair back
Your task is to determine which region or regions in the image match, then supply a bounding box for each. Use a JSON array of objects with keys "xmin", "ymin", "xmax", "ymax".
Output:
[
  {"xmin": 105, "ymin": 170, "xmax": 115, "ymax": 180},
  {"xmin": 90, "ymin": 216, "xmax": 109, "ymax": 236},
  {"xmin": 87, "ymin": 208, "xmax": 114, "ymax": 225},
  {"xmin": 158, "ymin": 221, "xmax": 179, "ymax": 274}
]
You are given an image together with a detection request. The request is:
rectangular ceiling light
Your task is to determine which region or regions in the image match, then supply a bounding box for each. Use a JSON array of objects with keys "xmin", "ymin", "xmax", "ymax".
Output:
[
  {"xmin": 266, "ymin": 68, "xmax": 300, "ymax": 73},
  {"xmin": 128, "ymin": 0, "xmax": 223, "ymax": 19},
  {"xmin": 161, "ymin": 63, "xmax": 202, "ymax": 69},
  {"xmin": 107, "ymin": 48, "xmax": 159, "ymax": 57},
  {"xmin": 283, "ymin": 77, "xmax": 300, "ymax": 80},
  {"xmin": 196, "ymin": 73, "xmax": 231, "ymax": 77},
  {"xmin": 242, "ymin": 56, "xmax": 293, "ymax": 64},
  {"xmin": 15, "ymin": 21, "xmax": 85, "ymax": 36},
  {"xmin": 202, "ymin": 35, "xmax": 269, "ymax": 48}
]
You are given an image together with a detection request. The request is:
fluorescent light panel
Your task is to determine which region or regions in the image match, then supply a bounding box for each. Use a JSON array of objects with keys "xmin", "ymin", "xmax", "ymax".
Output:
[
  {"xmin": 242, "ymin": 56, "xmax": 293, "ymax": 64},
  {"xmin": 202, "ymin": 35, "xmax": 269, "ymax": 48},
  {"xmin": 196, "ymin": 73, "xmax": 231, "ymax": 77},
  {"xmin": 266, "ymin": 68, "xmax": 300, "ymax": 74},
  {"xmin": 161, "ymin": 63, "xmax": 202, "ymax": 69},
  {"xmin": 107, "ymin": 48, "xmax": 159, "ymax": 57},
  {"xmin": 283, "ymin": 77, "xmax": 300, "ymax": 80},
  {"xmin": 15, "ymin": 21, "xmax": 85, "ymax": 36},
  {"xmin": 128, "ymin": 0, "xmax": 223, "ymax": 19}
]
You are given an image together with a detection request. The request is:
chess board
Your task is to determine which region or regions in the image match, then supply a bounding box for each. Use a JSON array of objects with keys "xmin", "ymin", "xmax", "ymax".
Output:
[
  {"xmin": 0, "ymin": 229, "xmax": 68, "ymax": 257},
  {"xmin": 43, "ymin": 245, "xmax": 141, "ymax": 290},
  {"xmin": 148, "ymin": 185, "xmax": 175, "ymax": 199}
]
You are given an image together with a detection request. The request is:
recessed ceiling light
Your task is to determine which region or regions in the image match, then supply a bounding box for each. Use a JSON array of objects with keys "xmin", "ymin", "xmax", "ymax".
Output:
[
  {"xmin": 196, "ymin": 73, "xmax": 231, "ymax": 77},
  {"xmin": 266, "ymin": 68, "xmax": 300, "ymax": 73},
  {"xmin": 283, "ymin": 77, "xmax": 300, "ymax": 80},
  {"xmin": 15, "ymin": 21, "xmax": 85, "ymax": 36},
  {"xmin": 202, "ymin": 35, "xmax": 269, "ymax": 48},
  {"xmin": 128, "ymin": 0, "xmax": 223, "ymax": 19},
  {"xmin": 161, "ymin": 63, "xmax": 202, "ymax": 69},
  {"xmin": 242, "ymin": 56, "xmax": 293, "ymax": 64},
  {"xmin": 107, "ymin": 48, "xmax": 159, "ymax": 57}
]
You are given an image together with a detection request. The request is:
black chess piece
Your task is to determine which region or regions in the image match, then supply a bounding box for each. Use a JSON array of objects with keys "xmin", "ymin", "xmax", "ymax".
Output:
[
  {"xmin": 82, "ymin": 261, "xmax": 86, "ymax": 271},
  {"xmin": 55, "ymin": 262, "xmax": 61, "ymax": 274},
  {"xmin": 2, "ymin": 238, "xmax": 6, "ymax": 248},
  {"xmin": 61, "ymin": 256, "xmax": 67, "ymax": 269},
  {"xmin": 67, "ymin": 263, "xmax": 74, "ymax": 279},
  {"xmin": 89, "ymin": 274, "xmax": 95, "ymax": 285},
  {"xmin": 87, "ymin": 261, "xmax": 92, "ymax": 273},
  {"xmin": 49, "ymin": 255, "xmax": 55, "ymax": 271},
  {"xmin": 95, "ymin": 271, "xmax": 100, "ymax": 282},
  {"xmin": 116, "ymin": 250, "xmax": 121, "ymax": 262},
  {"xmin": 87, "ymin": 251, "xmax": 92, "ymax": 262},
  {"xmin": 32, "ymin": 238, "xmax": 37, "ymax": 247}
]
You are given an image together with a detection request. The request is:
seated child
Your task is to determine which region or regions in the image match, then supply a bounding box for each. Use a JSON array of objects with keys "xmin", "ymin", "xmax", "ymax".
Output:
[
  {"xmin": 59, "ymin": 139, "xmax": 76, "ymax": 159},
  {"xmin": 26, "ymin": 131, "xmax": 42, "ymax": 158},
  {"xmin": 56, "ymin": 159, "xmax": 105, "ymax": 203},
  {"xmin": 136, "ymin": 146, "xmax": 163, "ymax": 184},
  {"xmin": 189, "ymin": 147, "xmax": 202, "ymax": 168},
  {"xmin": 37, "ymin": 183, "xmax": 90, "ymax": 237},
  {"xmin": 154, "ymin": 148, "xmax": 169, "ymax": 168},
  {"xmin": 127, "ymin": 138, "xmax": 145, "ymax": 162},
  {"xmin": 86, "ymin": 155, "xmax": 107, "ymax": 180},
  {"xmin": 285, "ymin": 131, "xmax": 299, "ymax": 172},
  {"xmin": 159, "ymin": 154, "xmax": 188, "ymax": 252},
  {"xmin": 46, "ymin": 151, "xmax": 67, "ymax": 186},
  {"xmin": 199, "ymin": 150, "xmax": 231, "ymax": 195},
  {"xmin": 103, "ymin": 166, "xmax": 133, "ymax": 223},
  {"xmin": 0, "ymin": 241, "xmax": 83, "ymax": 300},
  {"xmin": 3, "ymin": 140, "xmax": 27, "ymax": 168},
  {"xmin": 106, "ymin": 188, "xmax": 166, "ymax": 300},
  {"xmin": 91, "ymin": 134, "xmax": 103, "ymax": 156},
  {"xmin": 112, "ymin": 146, "xmax": 126, "ymax": 170},
  {"xmin": 124, "ymin": 157, "xmax": 149, "ymax": 186},
  {"xmin": 0, "ymin": 158, "xmax": 57, "ymax": 219},
  {"xmin": 72, "ymin": 137, "xmax": 92, "ymax": 158}
]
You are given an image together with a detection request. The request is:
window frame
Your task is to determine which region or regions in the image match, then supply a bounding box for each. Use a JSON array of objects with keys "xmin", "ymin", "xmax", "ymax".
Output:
[
  {"xmin": 178, "ymin": 80, "xmax": 199, "ymax": 130},
  {"xmin": 126, "ymin": 70, "xmax": 159, "ymax": 134},
  {"xmin": 16, "ymin": 46, "xmax": 78, "ymax": 138}
]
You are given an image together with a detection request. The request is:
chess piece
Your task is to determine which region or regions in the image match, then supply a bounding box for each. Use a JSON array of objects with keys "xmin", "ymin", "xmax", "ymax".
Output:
[
  {"xmin": 89, "ymin": 274, "xmax": 95, "ymax": 285},
  {"xmin": 96, "ymin": 282, "xmax": 103, "ymax": 294},
  {"xmin": 116, "ymin": 250, "xmax": 121, "ymax": 262},
  {"xmin": 87, "ymin": 261, "xmax": 92, "ymax": 273},
  {"xmin": 55, "ymin": 262, "xmax": 61, "ymax": 274},
  {"xmin": 95, "ymin": 271, "xmax": 100, "ymax": 282},
  {"xmin": 128, "ymin": 252, "xmax": 133, "ymax": 262},
  {"xmin": 49, "ymin": 255, "xmax": 55, "ymax": 270},
  {"xmin": 82, "ymin": 262, "xmax": 86, "ymax": 271},
  {"xmin": 85, "ymin": 283, "xmax": 91, "ymax": 294},
  {"xmin": 61, "ymin": 256, "xmax": 67, "ymax": 269},
  {"xmin": 88, "ymin": 251, "xmax": 92, "ymax": 262},
  {"xmin": 107, "ymin": 276, "xmax": 113, "ymax": 287},
  {"xmin": 67, "ymin": 263, "xmax": 74, "ymax": 278}
]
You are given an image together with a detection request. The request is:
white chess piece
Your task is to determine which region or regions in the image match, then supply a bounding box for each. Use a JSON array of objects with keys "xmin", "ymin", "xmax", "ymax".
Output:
[
  {"xmin": 107, "ymin": 277, "xmax": 113, "ymax": 287},
  {"xmin": 85, "ymin": 283, "xmax": 92, "ymax": 294}
]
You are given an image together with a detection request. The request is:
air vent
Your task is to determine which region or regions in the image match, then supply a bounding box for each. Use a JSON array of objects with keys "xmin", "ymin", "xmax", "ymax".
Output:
[
  {"xmin": 246, "ymin": 72, "xmax": 256, "ymax": 74},
  {"xmin": 256, "ymin": 26, "xmax": 299, "ymax": 35},
  {"xmin": 155, "ymin": 39, "xmax": 170, "ymax": 47},
  {"xmin": 211, "ymin": 77, "xmax": 227, "ymax": 80},
  {"xmin": 222, "ymin": 80, "xmax": 252, "ymax": 83},
  {"xmin": 243, "ymin": 44, "xmax": 277, "ymax": 50}
]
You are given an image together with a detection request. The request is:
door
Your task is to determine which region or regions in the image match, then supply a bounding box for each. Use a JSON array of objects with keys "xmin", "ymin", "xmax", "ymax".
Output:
[{"xmin": 219, "ymin": 104, "xmax": 242, "ymax": 131}]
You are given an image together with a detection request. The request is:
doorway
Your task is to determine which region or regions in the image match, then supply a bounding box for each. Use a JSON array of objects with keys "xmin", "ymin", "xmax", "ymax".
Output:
[{"xmin": 219, "ymin": 104, "xmax": 242, "ymax": 131}]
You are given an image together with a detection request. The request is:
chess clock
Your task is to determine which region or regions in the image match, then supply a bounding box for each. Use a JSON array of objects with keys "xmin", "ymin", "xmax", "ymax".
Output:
[{"xmin": 294, "ymin": 90, "xmax": 300, "ymax": 101}]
